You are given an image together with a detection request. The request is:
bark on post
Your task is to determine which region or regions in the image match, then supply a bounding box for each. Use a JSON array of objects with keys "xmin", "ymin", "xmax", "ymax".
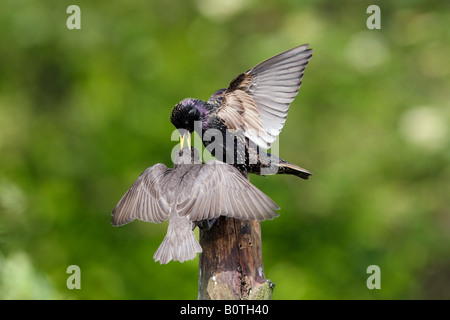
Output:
[{"xmin": 198, "ymin": 217, "xmax": 274, "ymax": 300}]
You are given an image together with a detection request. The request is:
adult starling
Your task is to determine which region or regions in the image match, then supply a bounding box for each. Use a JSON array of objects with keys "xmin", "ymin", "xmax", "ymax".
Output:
[
  {"xmin": 111, "ymin": 147, "xmax": 279, "ymax": 264},
  {"xmin": 170, "ymin": 44, "xmax": 313, "ymax": 179}
]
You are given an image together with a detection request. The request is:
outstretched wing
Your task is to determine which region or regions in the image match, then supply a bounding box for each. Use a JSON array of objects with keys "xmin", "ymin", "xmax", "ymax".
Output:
[
  {"xmin": 111, "ymin": 164, "xmax": 171, "ymax": 226},
  {"xmin": 216, "ymin": 44, "xmax": 313, "ymax": 149},
  {"xmin": 175, "ymin": 160, "xmax": 280, "ymax": 221}
]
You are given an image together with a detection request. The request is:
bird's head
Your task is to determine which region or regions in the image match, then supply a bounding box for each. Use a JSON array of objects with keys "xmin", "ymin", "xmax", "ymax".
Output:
[{"xmin": 171, "ymin": 98, "xmax": 208, "ymax": 148}]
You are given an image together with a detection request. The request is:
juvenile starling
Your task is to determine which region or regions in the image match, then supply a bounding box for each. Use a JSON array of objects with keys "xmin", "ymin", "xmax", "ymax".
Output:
[
  {"xmin": 170, "ymin": 44, "xmax": 313, "ymax": 179},
  {"xmin": 111, "ymin": 147, "xmax": 279, "ymax": 264}
]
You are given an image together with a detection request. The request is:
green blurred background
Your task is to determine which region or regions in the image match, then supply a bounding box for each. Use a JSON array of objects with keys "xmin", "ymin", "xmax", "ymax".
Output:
[{"xmin": 0, "ymin": 0, "xmax": 449, "ymax": 299}]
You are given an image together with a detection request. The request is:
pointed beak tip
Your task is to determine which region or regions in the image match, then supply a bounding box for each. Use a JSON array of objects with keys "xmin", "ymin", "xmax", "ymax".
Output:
[
  {"xmin": 179, "ymin": 131, "xmax": 191, "ymax": 150},
  {"xmin": 187, "ymin": 132, "xmax": 191, "ymax": 149},
  {"xmin": 179, "ymin": 135, "xmax": 185, "ymax": 149}
]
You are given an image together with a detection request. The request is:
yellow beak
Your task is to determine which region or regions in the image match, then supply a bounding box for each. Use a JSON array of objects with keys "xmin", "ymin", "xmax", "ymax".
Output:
[{"xmin": 179, "ymin": 131, "xmax": 191, "ymax": 149}]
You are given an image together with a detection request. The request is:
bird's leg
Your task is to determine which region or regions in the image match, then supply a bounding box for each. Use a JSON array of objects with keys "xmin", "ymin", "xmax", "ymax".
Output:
[{"xmin": 195, "ymin": 218, "xmax": 218, "ymax": 230}]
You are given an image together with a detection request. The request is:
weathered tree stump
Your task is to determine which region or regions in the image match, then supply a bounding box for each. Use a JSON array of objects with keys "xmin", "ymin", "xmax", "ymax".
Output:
[{"xmin": 198, "ymin": 217, "xmax": 274, "ymax": 300}]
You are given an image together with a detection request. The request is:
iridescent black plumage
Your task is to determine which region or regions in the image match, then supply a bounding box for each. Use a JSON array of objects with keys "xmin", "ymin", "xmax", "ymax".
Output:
[{"xmin": 170, "ymin": 45, "xmax": 313, "ymax": 179}]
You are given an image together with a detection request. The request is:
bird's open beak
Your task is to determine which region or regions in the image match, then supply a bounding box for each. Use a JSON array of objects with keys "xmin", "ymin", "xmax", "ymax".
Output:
[{"xmin": 179, "ymin": 131, "xmax": 191, "ymax": 149}]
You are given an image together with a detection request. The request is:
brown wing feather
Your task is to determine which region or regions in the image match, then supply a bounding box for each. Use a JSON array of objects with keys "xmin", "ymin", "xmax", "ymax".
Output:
[
  {"xmin": 111, "ymin": 164, "xmax": 171, "ymax": 226},
  {"xmin": 176, "ymin": 160, "xmax": 279, "ymax": 221},
  {"xmin": 219, "ymin": 89, "xmax": 265, "ymax": 134},
  {"xmin": 216, "ymin": 44, "xmax": 313, "ymax": 149}
]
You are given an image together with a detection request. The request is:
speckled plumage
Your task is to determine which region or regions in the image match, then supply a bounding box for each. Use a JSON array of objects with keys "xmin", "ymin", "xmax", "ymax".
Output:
[{"xmin": 170, "ymin": 45, "xmax": 314, "ymax": 179}]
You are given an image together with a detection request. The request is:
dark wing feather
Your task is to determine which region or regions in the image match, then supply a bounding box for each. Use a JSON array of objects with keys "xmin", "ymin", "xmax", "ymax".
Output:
[
  {"xmin": 207, "ymin": 88, "xmax": 226, "ymax": 106},
  {"xmin": 111, "ymin": 164, "xmax": 171, "ymax": 226},
  {"xmin": 176, "ymin": 160, "xmax": 279, "ymax": 221},
  {"xmin": 216, "ymin": 44, "xmax": 313, "ymax": 149}
]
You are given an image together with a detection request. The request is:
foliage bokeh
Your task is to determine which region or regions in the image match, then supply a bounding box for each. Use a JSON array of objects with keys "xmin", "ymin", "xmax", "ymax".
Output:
[{"xmin": 0, "ymin": 0, "xmax": 449, "ymax": 299}]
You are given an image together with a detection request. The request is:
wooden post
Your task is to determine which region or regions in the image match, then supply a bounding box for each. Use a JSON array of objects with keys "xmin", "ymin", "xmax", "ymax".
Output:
[{"xmin": 198, "ymin": 217, "xmax": 274, "ymax": 300}]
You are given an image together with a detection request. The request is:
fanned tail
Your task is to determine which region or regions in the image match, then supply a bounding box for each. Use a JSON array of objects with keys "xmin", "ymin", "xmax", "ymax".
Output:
[{"xmin": 153, "ymin": 213, "xmax": 202, "ymax": 264}]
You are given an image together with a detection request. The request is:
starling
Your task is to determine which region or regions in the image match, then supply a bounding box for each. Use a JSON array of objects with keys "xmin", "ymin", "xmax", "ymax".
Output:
[
  {"xmin": 111, "ymin": 147, "xmax": 279, "ymax": 264},
  {"xmin": 170, "ymin": 44, "xmax": 313, "ymax": 179}
]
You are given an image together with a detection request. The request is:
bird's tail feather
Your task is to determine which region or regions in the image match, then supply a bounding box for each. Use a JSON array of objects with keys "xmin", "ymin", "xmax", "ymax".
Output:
[
  {"xmin": 277, "ymin": 162, "xmax": 312, "ymax": 180},
  {"xmin": 153, "ymin": 217, "xmax": 202, "ymax": 264},
  {"xmin": 260, "ymin": 153, "xmax": 312, "ymax": 179}
]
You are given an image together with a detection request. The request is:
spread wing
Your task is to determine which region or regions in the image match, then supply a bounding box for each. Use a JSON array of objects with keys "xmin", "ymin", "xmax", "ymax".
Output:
[
  {"xmin": 111, "ymin": 164, "xmax": 171, "ymax": 226},
  {"xmin": 215, "ymin": 44, "xmax": 313, "ymax": 149},
  {"xmin": 175, "ymin": 160, "xmax": 279, "ymax": 221}
]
